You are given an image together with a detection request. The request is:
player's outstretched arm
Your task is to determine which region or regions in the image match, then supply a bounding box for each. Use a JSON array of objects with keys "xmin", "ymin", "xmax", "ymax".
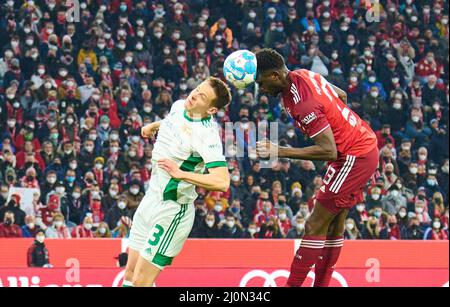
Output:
[
  {"xmin": 157, "ymin": 159, "xmax": 230, "ymax": 192},
  {"xmin": 331, "ymin": 84, "xmax": 348, "ymax": 104},
  {"xmin": 257, "ymin": 128, "xmax": 338, "ymax": 162},
  {"xmin": 141, "ymin": 121, "xmax": 161, "ymax": 139}
]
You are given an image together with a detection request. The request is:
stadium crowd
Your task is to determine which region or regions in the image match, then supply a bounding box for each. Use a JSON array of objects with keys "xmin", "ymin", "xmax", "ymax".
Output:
[{"xmin": 0, "ymin": 0, "xmax": 448, "ymax": 244}]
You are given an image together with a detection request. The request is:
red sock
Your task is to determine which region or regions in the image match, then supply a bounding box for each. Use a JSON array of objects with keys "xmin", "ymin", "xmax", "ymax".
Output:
[
  {"xmin": 313, "ymin": 236, "xmax": 344, "ymax": 287},
  {"xmin": 286, "ymin": 236, "xmax": 326, "ymax": 287}
]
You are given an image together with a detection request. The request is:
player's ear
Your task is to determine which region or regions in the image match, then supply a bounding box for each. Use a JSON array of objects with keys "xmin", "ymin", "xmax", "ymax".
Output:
[
  {"xmin": 270, "ymin": 71, "xmax": 281, "ymax": 81},
  {"xmin": 207, "ymin": 106, "xmax": 218, "ymax": 116}
]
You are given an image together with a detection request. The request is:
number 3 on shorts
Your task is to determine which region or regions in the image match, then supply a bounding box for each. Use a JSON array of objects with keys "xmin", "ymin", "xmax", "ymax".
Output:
[{"xmin": 148, "ymin": 224, "xmax": 164, "ymax": 246}]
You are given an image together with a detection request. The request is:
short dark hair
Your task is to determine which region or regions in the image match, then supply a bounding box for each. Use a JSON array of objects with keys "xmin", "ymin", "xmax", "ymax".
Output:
[
  {"xmin": 255, "ymin": 48, "xmax": 286, "ymax": 75},
  {"xmin": 208, "ymin": 77, "xmax": 232, "ymax": 109}
]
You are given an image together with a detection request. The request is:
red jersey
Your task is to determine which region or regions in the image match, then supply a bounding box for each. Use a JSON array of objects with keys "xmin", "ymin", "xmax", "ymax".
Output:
[{"xmin": 282, "ymin": 69, "xmax": 377, "ymax": 157}]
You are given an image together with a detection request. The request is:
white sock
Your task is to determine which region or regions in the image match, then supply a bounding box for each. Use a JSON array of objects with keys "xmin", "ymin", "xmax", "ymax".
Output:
[{"xmin": 122, "ymin": 280, "xmax": 133, "ymax": 287}]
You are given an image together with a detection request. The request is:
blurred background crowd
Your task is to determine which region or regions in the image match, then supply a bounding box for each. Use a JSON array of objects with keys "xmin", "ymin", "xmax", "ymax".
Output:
[{"xmin": 0, "ymin": 0, "xmax": 448, "ymax": 244}]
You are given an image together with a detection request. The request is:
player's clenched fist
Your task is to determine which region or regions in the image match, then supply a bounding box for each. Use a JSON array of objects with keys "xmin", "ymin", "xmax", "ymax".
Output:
[
  {"xmin": 256, "ymin": 140, "xmax": 279, "ymax": 159},
  {"xmin": 141, "ymin": 122, "xmax": 161, "ymax": 139}
]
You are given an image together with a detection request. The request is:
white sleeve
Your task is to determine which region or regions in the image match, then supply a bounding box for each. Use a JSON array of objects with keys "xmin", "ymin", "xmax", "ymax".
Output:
[{"xmin": 192, "ymin": 124, "xmax": 227, "ymax": 169}]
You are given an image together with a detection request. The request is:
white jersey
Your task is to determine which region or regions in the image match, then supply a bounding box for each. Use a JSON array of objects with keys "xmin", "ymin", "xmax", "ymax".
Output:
[{"xmin": 148, "ymin": 100, "xmax": 226, "ymax": 205}]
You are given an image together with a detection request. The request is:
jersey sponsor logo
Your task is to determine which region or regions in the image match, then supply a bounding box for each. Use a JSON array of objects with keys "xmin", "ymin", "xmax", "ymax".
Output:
[
  {"xmin": 301, "ymin": 112, "xmax": 317, "ymax": 125},
  {"xmin": 290, "ymin": 83, "xmax": 301, "ymax": 104},
  {"xmin": 209, "ymin": 144, "xmax": 220, "ymax": 149}
]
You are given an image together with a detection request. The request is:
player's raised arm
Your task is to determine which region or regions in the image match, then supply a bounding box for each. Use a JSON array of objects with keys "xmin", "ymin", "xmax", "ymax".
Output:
[
  {"xmin": 330, "ymin": 84, "xmax": 348, "ymax": 104},
  {"xmin": 157, "ymin": 159, "xmax": 230, "ymax": 192},
  {"xmin": 141, "ymin": 121, "xmax": 161, "ymax": 139},
  {"xmin": 257, "ymin": 127, "xmax": 338, "ymax": 162}
]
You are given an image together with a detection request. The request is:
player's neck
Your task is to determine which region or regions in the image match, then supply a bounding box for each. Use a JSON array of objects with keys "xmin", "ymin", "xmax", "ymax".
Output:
[
  {"xmin": 280, "ymin": 68, "xmax": 292, "ymax": 92},
  {"xmin": 184, "ymin": 109, "xmax": 212, "ymax": 122}
]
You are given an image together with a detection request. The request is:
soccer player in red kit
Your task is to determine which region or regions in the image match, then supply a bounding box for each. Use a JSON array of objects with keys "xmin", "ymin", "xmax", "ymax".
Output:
[{"xmin": 255, "ymin": 49, "xmax": 379, "ymax": 287}]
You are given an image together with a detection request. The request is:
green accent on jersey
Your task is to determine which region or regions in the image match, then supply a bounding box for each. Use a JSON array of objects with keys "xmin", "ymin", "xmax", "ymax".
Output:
[
  {"xmin": 183, "ymin": 110, "xmax": 212, "ymax": 123},
  {"xmin": 152, "ymin": 253, "xmax": 173, "ymax": 267},
  {"xmin": 163, "ymin": 154, "xmax": 203, "ymax": 202},
  {"xmin": 154, "ymin": 204, "xmax": 187, "ymax": 263},
  {"xmin": 205, "ymin": 161, "xmax": 227, "ymax": 169}
]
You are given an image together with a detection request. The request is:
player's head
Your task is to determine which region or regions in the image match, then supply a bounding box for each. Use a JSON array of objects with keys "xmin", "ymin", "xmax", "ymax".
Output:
[
  {"xmin": 255, "ymin": 48, "xmax": 288, "ymax": 97},
  {"xmin": 185, "ymin": 77, "xmax": 231, "ymax": 117}
]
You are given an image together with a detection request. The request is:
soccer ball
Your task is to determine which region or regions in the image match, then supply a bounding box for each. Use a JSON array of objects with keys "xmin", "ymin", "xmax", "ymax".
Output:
[{"xmin": 223, "ymin": 50, "xmax": 257, "ymax": 90}]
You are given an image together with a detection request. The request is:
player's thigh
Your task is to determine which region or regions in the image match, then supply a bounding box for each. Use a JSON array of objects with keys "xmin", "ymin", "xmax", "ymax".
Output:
[
  {"xmin": 133, "ymin": 255, "xmax": 161, "ymax": 287},
  {"xmin": 161, "ymin": 203, "xmax": 195, "ymax": 259},
  {"xmin": 327, "ymin": 209, "xmax": 349, "ymax": 237},
  {"xmin": 140, "ymin": 202, "xmax": 194, "ymax": 270},
  {"xmin": 306, "ymin": 200, "xmax": 338, "ymax": 234},
  {"xmin": 128, "ymin": 193, "xmax": 157, "ymax": 252}
]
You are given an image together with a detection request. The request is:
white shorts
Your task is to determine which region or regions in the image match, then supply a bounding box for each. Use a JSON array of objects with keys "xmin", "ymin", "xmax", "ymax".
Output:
[{"xmin": 128, "ymin": 192, "xmax": 195, "ymax": 270}]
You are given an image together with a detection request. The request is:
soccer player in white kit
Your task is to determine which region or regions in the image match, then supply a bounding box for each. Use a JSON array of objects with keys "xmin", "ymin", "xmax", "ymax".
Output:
[{"xmin": 123, "ymin": 77, "xmax": 232, "ymax": 287}]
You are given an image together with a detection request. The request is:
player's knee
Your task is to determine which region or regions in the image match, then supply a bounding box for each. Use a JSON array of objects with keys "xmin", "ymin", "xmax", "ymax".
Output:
[{"xmin": 125, "ymin": 267, "xmax": 134, "ymax": 282}]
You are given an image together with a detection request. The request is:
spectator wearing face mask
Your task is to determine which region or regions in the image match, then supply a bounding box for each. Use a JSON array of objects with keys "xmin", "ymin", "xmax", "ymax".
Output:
[
  {"xmin": 194, "ymin": 212, "xmax": 221, "ymax": 239},
  {"xmin": 365, "ymin": 186, "xmax": 383, "ymax": 211},
  {"xmin": 405, "ymin": 217, "xmax": 425, "ymax": 240},
  {"xmin": 274, "ymin": 194, "xmax": 294, "ymax": 220},
  {"xmin": 376, "ymin": 125, "xmax": 396, "ymax": 150},
  {"xmin": 344, "ymin": 218, "xmax": 362, "ymax": 240},
  {"xmin": 396, "ymin": 139, "xmax": 413, "ymax": 175},
  {"xmin": 218, "ymin": 213, "xmax": 244, "ymax": 239},
  {"xmin": 111, "ymin": 216, "xmax": 132, "ymax": 238},
  {"xmin": 414, "ymin": 199, "xmax": 432, "ymax": 227},
  {"xmin": 45, "ymin": 213, "xmax": 71, "ymax": 239},
  {"xmin": 277, "ymin": 208, "xmax": 292, "ymax": 237},
  {"xmin": 254, "ymin": 198, "xmax": 276, "ymax": 227},
  {"xmin": 105, "ymin": 194, "xmax": 131, "ymax": 230},
  {"xmin": 423, "ymin": 218, "xmax": 448, "ymax": 240},
  {"xmin": 67, "ymin": 186, "xmax": 83, "ymax": 225},
  {"xmin": 361, "ymin": 216, "xmax": 388, "ymax": 240},
  {"xmin": 423, "ymin": 168, "xmax": 445, "ymax": 200},
  {"xmin": 382, "ymin": 183, "xmax": 407, "ymax": 215},
  {"xmin": 0, "ymin": 193, "xmax": 26, "ymax": 226},
  {"xmin": 405, "ymin": 108, "xmax": 432, "ymax": 148},
  {"xmin": 286, "ymin": 216, "xmax": 305, "ymax": 239},
  {"xmin": 258, "ymin": 216, "xmax": 282, "ymax": 239},
  {"xmin": 0, "ymin": 184, "xmax": 10, "ymax": 207},
  {"xmin": 95, "ymin": 222, "xmax": 112, "ymax": 238},
  {"xmin": 0, "ymin": 211, "xmax": 22, "ymax": 237},
  {"xmin": 349, "ymin": 203, "xmax": 369, "ymax": 232},
  {"xmin": 387, "ymin": 215, "xmax": 402, "ymax": 240},
  {"xmin": 71, "ymin": 216, "xmax": 95, "ymax": 238},
  {"xmin": 27, "ymin": 230, "xmax": 51, "ymax": 267},
  {"xmin": 21, "ymin": 215, "xmax": 41, "ymax": 238},
  {"xmin": 123, "ymin": 179, "xmax": 144, "ymax": 215},
  {"xmin": 361, "ymin": 86, "xmax": 389, "ymax": 130}
]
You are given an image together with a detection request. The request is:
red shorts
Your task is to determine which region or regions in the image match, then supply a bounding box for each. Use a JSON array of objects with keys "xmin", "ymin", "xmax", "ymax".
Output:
[{"xmin": 316, "ymin": 147, "xmax": 379, "ymax": 215}]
